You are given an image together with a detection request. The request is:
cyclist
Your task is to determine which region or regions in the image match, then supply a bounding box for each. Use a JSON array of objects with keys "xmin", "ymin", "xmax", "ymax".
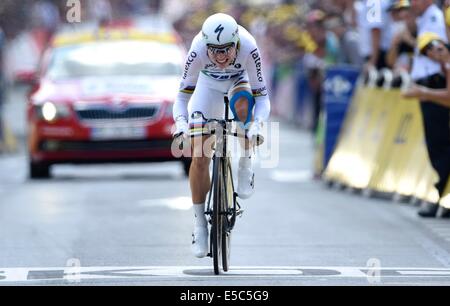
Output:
[{"xmin": 172, "ymin": 13, "xmax": 271, "ymax": 258}]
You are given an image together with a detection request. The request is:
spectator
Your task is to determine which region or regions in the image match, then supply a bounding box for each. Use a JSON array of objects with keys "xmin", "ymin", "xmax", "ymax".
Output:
[
  {"xmin": 332, "ymin": 0, "xmax": 358, "ymax": 28},
  {"xmin": 0, "ymin": 25, "xmax": 4, "ymax": 80},
  {"xmin": 357, "ymin": 0, "xmax": 394, "ymax": 70},
  {"xmin": 117, "ymin": 0, "xmax": 152, "ymax": 17},
  {"xmin": 306, "ymin": 10, "xmax": 341, "ymax": 66},
  {"xmin": 325, "ymin": 15, "xmax": 363, "ymax": 66},
  {"xmin": 0, "ymin": 26, "xmax": 4, "ymax": 150},
  {"xmin": 409, "ymin": 0, "xmax": 449, "ymax": 218},
  {"xmin": 443, "ymin": 0, "xmax": 450, "ymax": 39},
  {"xmin": 30, "ymin": 0, "xmax": 60, "ymax": 31},
  {"xmin": 87, "ymin": 0, "xmax": 113, "ymax": 25},
  {"xmin": 403, "ymin": 32, "xmax": 450, "ymax": 108},
  {"xmin": 304, "ymin": 10, "xmax": 336, "ymax": 133},
  {"xmin": 402, "ymin": 32, "xmax": 450, "ymax": 217},
  {"xmin": 386, "ymin": 0, "xmax": 417, "ymax": 72}
]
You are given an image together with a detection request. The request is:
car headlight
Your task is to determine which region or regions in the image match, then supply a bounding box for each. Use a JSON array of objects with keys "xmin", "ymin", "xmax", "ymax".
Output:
[
  {"xmin": 42, "ymin": 102, "xmax": 57, "ymax": 121},
  {"xmin": 36, "ymin": 102, "xmax": 71, "ymax": 122}
]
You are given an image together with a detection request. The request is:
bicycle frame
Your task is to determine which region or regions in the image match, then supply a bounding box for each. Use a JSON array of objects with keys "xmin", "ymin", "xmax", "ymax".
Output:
[{"xmin": 205, "ymin": 98, "xmax": 239, "ymax": 231}]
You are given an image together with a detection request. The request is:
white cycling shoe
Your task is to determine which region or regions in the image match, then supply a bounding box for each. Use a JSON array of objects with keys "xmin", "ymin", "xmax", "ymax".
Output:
[
  {"xmin": 191, "ymin": 226, "xmax": 209, "ymax": 258},
  {"xmin": 237, "ymin": 167, "xmax": 255, "ymax": 199}
]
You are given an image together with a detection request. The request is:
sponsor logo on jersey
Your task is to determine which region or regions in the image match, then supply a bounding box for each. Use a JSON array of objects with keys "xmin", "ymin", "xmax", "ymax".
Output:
[
  {"xmin": 202, "ymin": 70, "xmax": 244, "ymax": 81},
  {"xmin": 205, "ymin": 62, "xmax": 242, "ymax": 70},
  {"xmin": 183, "ymin": 52, "xmax": 198, "ymax": 79},
  {"xmin": 250, "ymin": 48, "xmax": 263, "ymax": 82},
  {"xmin": 252, "ymin": 86, "xmax": 267, "ymax": 97}
]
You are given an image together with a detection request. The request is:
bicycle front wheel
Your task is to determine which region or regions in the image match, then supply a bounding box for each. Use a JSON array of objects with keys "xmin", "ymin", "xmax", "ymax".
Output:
[{"xmin": 211, "ymin": 156, "xmax": 222, "ymax": 275}]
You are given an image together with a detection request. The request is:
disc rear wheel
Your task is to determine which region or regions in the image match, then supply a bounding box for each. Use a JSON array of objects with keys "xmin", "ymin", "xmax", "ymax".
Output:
[
  {"xmin": 221, "ymin": 161, "xmax": 234, "ymax": 272},
  {"xmin": 211, "ymin": 157, "xmax": 222, "ymax": 275}
]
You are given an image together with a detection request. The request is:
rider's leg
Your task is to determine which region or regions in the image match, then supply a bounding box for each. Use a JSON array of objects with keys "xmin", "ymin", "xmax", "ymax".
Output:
[
  {"xmin": 190, "ymin": 135, "xmax": 213, "ymax": 210},
  {"xmin": 189, "ymin": 134, "xmax": 214, "ymax": 258},
  {"xmin": 229, "ymin": 87, "xmax": 256, "ymax": 199},
  {"xmin": 187, "ymin": 75, "xmax": 225, "ymax": 257}
]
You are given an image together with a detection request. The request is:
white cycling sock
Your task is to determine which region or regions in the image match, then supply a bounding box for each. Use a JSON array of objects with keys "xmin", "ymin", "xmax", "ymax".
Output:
[{"xmin": 193, "ymin": 203, "xmax": 207, "ymax": 227}]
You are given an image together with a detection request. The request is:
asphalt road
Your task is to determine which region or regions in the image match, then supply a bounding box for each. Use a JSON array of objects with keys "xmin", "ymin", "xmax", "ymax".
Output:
[{"xmin": 1, "ymin": 85, "xmax": 450, "ymax": 286}]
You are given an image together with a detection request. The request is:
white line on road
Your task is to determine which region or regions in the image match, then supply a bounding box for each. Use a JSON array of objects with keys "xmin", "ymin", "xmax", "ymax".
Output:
[
  {"xmin": 2, "ymin": 266, "xmax": 450, "ymax": 283},
  {"xmin": 138, "ymin": 197, "xmax": 192, "ymax": 210},
  {"xmin": 270, "ymin": 170, "xmax": 312, "ymax": 183}
]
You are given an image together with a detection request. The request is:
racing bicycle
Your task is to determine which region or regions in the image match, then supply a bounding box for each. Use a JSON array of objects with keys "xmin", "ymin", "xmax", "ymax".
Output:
[{"xmin": 176, "ymin": 96, "xmax": 262, "ymax": 275}]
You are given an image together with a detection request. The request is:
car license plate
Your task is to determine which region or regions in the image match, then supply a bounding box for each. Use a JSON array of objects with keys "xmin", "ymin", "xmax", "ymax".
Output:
[{"xmin": 91, "ymin": 125, "xmax": 147, "ymax": 140}]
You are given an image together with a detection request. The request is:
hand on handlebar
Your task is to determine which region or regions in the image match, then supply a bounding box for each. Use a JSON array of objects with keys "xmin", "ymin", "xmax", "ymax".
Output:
[
  {"xmin": 246, "ymin": 120, "xmax": 264, "ymax": 146},
  {"xmin": 173, "ymin": 118, "xmax": 189, "ymax": 149}
]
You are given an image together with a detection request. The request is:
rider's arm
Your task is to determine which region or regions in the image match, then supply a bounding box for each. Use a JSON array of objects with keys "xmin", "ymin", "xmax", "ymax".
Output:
[
  {"xmin": 246, "ymin": 44, "xmax": 271, "ymax": 123},
  {"xmin": 173, "ymin": 35, "xmax": 203, "ymax": 122}
]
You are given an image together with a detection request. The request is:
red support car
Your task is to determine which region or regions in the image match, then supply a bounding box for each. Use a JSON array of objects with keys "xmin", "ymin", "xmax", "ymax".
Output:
[{"xmin": 27, "ymin": 21, "xmax": 191, "ymax": 179}]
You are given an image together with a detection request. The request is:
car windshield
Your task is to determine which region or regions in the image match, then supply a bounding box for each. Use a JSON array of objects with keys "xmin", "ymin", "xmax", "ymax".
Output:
[{"xmin": 46, "ymin": 40, "xmax": 183, "ymax": 80}]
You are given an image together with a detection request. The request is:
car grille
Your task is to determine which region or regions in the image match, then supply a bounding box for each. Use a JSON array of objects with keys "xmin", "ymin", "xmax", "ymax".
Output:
[
  {"xmin": 75, "ymin": 105, "xmax": 159, "ymax": 122},
  {"xmin": 40, "ymin": 139, "xmax": 172, "ymax": 151}
]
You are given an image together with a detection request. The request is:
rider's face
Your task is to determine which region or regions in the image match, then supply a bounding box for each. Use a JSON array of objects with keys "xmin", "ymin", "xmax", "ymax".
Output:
[{"xmin": 207, "ymin": 45, "xmax": 237, "ymax": 69}]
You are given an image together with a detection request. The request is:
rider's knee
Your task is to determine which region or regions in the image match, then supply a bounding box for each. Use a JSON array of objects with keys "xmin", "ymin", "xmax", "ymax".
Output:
[
  {"xmin": 230, "ymin": 90, "xmax": 254, "ymax": 126},
  {"xmin": 234, "ymin": 98, "xmax": 249, "ymax": 122}
]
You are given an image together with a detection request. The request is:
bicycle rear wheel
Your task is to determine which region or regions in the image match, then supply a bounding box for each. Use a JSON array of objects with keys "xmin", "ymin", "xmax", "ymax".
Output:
[
  {"xmin": 211, "ymin": 156, "xmax": 222, "ymax": 275},
  {"xmin": 221, "ymin": 160, "xmax": 234, "ymax": 272}
]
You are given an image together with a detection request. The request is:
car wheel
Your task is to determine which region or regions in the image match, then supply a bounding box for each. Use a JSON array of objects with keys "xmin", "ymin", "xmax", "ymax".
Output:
[
  {"xmin": 182, "ymin": 158, "xmax": 191, "ymax": 177},
  {"xmin": 29, "ymin": 162, "xmax": 51, "ymax": 179}
]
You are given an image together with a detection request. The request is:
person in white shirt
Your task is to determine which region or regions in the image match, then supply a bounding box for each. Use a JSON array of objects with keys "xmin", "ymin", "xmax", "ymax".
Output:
[
  {"xmin": 172, "ymin": 13, "xmax": 271, "ymax": 258},
  {"xmin": 410, "ymin": 0, "xmax": 448, "ymax": 81},
  {"xmin": 357, "ymin": 0, "xmax": 394, "ymax": 69},
  {"xmin": 408, "ymin": 0, "xmax": 450, "ymax": 218}
]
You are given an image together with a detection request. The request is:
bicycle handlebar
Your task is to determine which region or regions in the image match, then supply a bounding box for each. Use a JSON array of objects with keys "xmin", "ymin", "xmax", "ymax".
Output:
[{"xmin": 173, "ymin": 119, "xmax": 264, "ymax": 150}]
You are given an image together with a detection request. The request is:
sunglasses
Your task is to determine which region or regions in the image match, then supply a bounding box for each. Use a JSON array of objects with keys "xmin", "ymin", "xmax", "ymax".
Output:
[
  {"xmin": 207, "ymin": 43, "xmax": 235, "ymax": 55},
  {"xmin": 422, "ymin": 40, "xmax": 444, "ymax": 55}
]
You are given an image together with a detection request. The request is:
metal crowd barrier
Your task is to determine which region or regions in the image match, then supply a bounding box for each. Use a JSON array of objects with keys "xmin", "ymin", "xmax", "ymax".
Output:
[{"xmin": 323, "ymin": 68, "xmax": 450, "ymax": 209}]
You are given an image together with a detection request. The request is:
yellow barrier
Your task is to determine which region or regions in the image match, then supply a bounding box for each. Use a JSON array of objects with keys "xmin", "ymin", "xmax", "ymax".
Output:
[
  {"xmin": 441, "ymin": 181, "xmax": 450, "ymax": 208},
  {"xmin": 324, "ymin": 85, "xmax": 374, "ymax": 187},
  {"xmin": 324, "ymin": 83, "xmax": 447, "ymax": 205},
  {"xmin": 0, "ymin": 122, "xmax": 18, "ymax": 154}
]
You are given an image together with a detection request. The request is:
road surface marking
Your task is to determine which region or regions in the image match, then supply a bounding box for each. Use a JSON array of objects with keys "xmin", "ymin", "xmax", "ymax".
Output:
[
  {"xmin": 2, "ymin": 266, "xmax": 450, "ymax": 283},
  {"xmin": 270, "ymin": 170, "xmax": 312, "ymax": 183},
  {"xmin": 138, "ymin": 197, "xmax": 192, "ymax": 210}
]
